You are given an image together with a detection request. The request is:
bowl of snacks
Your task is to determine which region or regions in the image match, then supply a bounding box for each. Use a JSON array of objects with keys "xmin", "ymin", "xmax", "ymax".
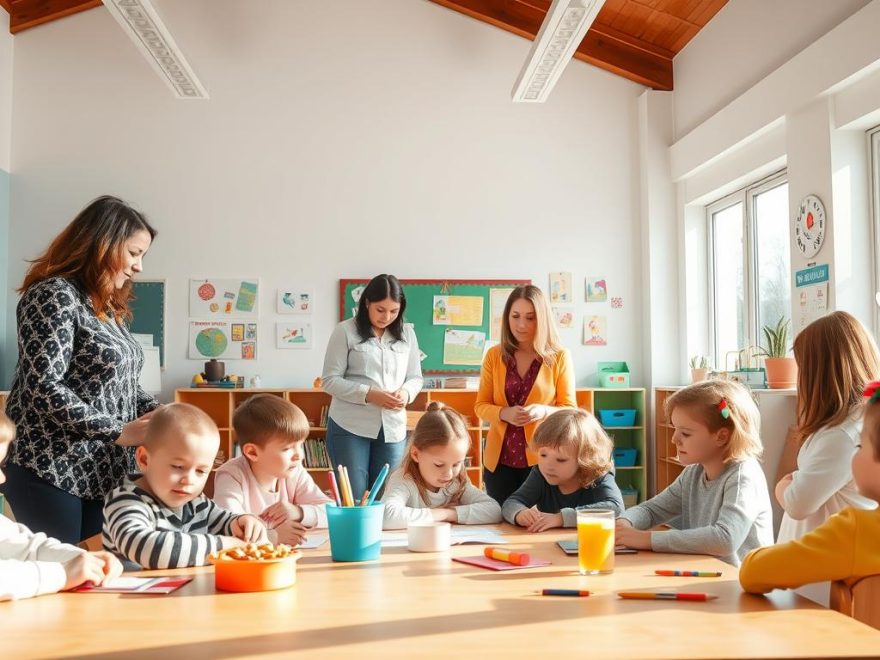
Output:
[{"xmin": 209, "ymin": 543, "xmax": 302, "ymax": 592}]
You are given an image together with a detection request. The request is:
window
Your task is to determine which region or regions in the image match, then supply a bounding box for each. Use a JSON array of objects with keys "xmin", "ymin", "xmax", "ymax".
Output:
[
  {"xmin": 707, "ymin": 172, "xmax": 790, "ymax": 369},
  {"xmin": 870, "ymin": 126, "xmax": 880, "ymax": 335}
]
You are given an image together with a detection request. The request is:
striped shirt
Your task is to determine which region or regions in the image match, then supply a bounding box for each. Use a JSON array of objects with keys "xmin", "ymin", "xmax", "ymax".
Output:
[{"xmin": 102, "ymin": 479, "xmax": 241, "ymax": 569}]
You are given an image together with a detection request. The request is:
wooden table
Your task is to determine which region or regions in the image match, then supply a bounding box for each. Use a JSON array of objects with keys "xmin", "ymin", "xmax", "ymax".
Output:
[{"xmin": 4, "ymin": 526, "xmax": 880, "ymax": 659}]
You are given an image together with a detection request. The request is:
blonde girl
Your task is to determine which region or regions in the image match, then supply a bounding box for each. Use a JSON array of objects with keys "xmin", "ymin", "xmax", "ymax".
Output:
[
  {"xmin": 502, "ymin": 408, "xmax": 624, "ymax": 532},
  {"xmin": 774, "ymin": 311, "xmax": 879, "ymax": 603},
  {"xmin": 616, "ymin": 380, "xmax": 773, "ymax": 566},
  {"xmin": 476, "ymin": 285, "xmax": 576, "ymax": 504},
  {"xmin": 381, "ymin": 402, "xmax": 502, "ymax": 529}
]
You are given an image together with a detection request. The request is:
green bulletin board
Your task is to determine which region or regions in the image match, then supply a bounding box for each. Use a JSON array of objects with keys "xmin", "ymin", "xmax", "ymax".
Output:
[
  {"xmin": 339, "ymin": 279, "xmax": 529, "ymax": 375},
  {"xmin": 130, "ymin": 280, "xmax": 166, "ymax": 367}
]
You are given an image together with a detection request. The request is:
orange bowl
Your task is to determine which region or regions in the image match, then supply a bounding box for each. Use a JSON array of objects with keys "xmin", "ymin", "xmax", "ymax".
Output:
[{"xmin": 209, "ymin": 550, "xmax": 302, "ymax": 592}]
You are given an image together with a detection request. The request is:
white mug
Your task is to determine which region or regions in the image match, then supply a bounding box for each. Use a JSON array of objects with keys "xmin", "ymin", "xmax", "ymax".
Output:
[{"xmin": 407, "ymin": 521, "xmax": 451, "ymax": 552}]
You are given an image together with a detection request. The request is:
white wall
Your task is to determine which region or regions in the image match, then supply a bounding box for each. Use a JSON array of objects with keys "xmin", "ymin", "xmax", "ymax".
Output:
[
  {"xmin": 673, "ymin": 0, "xmax": 870, "ymax": 139},
  {"xmin": 5, "ymin": 0, "xmax": 646, "ymax": 400}
]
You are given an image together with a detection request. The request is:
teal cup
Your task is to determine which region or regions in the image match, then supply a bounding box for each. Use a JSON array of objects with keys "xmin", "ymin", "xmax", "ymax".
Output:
[{"xmin": 326, "ymin": 503, "xmax": 385, "ymax": 562}]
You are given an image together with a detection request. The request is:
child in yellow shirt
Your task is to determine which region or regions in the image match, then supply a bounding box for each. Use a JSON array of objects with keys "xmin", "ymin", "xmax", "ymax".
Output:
[{"xmin": 739, "ymin": 380, "xmax": 880, "ymax": 594}]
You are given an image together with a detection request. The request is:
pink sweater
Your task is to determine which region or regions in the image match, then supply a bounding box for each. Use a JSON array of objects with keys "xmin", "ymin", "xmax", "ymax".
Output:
[{"xmin": 213, "ymin": 456, "xmax": 331, "ymax": 531}]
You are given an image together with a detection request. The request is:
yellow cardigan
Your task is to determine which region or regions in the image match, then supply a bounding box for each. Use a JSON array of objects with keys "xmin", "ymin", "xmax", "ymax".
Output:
[
  {"xmin": 739, "ymin": 507, "xmax": 880, "ymax": 594},
  {"xmin": 475, "ymin": 344, "xmax": 576, "ymax": 472}
]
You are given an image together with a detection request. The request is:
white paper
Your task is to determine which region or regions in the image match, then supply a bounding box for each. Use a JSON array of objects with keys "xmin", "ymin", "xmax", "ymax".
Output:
[
  {"xmin": 298, "ymin": 533, "xmax": 328, "ymax": 549},
  {"xmin": 381, "ymin": 527, "xmax": 507, "ymax": 548},
  {"xmin": 132, "ymin": 333, "xmax": 154, "ymax": 347}
]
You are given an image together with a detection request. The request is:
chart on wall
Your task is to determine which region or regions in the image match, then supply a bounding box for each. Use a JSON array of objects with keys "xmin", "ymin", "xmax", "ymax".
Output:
[
  {"xmin": 130, "ymin": 280, "xmax": 165, "ymax": 367},
  {"xmin": 189, "ymin": 278, "xmax": 259, "ymax": 317},
  {"xmin": 189, "ymin": 321, "xmax": 258, "ymax": 360},
  {"xmin": 340, "ymin": 279, "xmax": 529, "ymax": 374}
]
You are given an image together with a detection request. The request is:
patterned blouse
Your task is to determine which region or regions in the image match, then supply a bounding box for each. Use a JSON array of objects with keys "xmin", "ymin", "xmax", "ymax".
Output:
[
  {"xmin": 498, "ymin": 356, "xmax": 541, "ymax": 468},
  {"xmin": 5, "ymin": 277, "xmax": 158, "ymax": 500}
]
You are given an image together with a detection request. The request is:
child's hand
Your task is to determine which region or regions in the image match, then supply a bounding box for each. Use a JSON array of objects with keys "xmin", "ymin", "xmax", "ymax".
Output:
[
  {"xmin": 514, "ymin": 506, "xmax": 540, "ymax": 527},
  {"xmin": 273, "ymin": 519, "xmax": 309, "ymax": 546},
  {"xmin": 261, "ymin": 502, "xmax": 304, "ymax": 527},
  {"xmin": 231, "ymin": 515, "xmax": 268, "ymax": 543},
  {"xmin": 89, "ymin": 551, "xmax": 123, "ymax": 582},
  {"xmin": 615, "ymin": 522, "xmax": 652, "ymax": 550},
  {"xmin": 526, "ymin": 511, "xmax": 563, "ymax": 532},
  {"xmin": 62, "ymin": 553, "xmax": 112, "ymax": 591},
  {"xmin": 430, "ymin": 508, "xmax": 458, "ymax": 523}
]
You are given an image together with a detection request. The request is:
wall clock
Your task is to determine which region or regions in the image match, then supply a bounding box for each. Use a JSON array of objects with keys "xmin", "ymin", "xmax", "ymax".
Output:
[{"xmin": 794, "ymin": 194, "xmax": 826, "ymax": 259}]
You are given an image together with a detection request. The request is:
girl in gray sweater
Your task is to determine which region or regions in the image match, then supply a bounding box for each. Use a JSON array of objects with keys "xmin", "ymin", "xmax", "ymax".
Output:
[{"xmin": 617, "ymin": 380, "xmax": 773, "ymax": 565}]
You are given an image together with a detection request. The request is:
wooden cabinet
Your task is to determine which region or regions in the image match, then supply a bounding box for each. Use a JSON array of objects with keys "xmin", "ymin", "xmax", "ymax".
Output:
[
  {"xmin": 588, "ymin": 388, "xmax": 647, "ymax": 507},
  {"xmin": 654, "ymin": 387, "xmax": 684, "ymax": 494}
]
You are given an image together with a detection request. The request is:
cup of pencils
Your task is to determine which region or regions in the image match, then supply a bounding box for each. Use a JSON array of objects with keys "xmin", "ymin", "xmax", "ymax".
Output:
[{"xmin": 325, "ymin": 463, "xmax": 388, "ymax": 562}]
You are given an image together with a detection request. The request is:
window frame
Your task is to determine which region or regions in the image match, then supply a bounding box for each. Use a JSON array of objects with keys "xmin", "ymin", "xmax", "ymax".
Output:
[
  {"xmin": 706, "ymin": 170, "xmax": 789, "ymax": 369},
  {"xmin": 869, "ymin": 126, "xmax": 880, "ymax": 337}
]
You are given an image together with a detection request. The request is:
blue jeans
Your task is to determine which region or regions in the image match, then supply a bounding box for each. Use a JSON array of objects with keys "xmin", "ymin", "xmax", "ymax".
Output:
[{"xmin": 325, "ymin": 417, "xmax": 406, "ymax": 499}]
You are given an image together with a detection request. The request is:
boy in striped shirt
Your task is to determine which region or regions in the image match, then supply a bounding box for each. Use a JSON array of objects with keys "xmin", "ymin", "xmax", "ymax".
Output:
[{"xmin": 103, "ymin": 403, "xmax": 266, "ymax": 569}]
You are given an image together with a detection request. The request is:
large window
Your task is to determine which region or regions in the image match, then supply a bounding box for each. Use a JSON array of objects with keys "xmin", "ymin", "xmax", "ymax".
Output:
[{"xmin": 707, "ymin": 172, "xmax": 791, "ymax": 369}]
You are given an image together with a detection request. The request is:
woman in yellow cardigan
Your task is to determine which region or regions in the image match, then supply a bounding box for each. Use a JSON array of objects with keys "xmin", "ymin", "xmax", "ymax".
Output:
[{"xmin": 476, "ymin": 285, "xmax": 577, "ymax": 504}]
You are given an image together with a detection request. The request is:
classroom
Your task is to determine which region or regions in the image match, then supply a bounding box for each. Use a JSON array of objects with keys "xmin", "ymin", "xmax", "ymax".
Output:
[{"xmin": 1, "ymin": 1, "xmax": 880, "ymax": 657}]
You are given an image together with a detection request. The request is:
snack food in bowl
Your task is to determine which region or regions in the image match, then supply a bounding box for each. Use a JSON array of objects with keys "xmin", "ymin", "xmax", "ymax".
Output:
[{"xmin": 209, "ymin": 543, "xmax": 302, "ymax": 592}]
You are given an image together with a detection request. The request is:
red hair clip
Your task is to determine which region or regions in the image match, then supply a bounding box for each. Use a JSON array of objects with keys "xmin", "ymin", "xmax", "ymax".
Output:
[
  {"xmin": 864, "ymin": 381, "xmax": 880, "ymax": 405},
  {"xmin": 718, "ymin": 399, "xmax": 731, "ymax": 420}
]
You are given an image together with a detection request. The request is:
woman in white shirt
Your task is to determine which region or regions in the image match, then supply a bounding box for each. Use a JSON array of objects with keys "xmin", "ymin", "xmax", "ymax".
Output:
[
  {"xmin": 775, "ymin": 311, "xmax": 879, "ymax": 604},
  {"xmin": 321, "ymin": 275, "xmax": 423, "ymax": 498}
]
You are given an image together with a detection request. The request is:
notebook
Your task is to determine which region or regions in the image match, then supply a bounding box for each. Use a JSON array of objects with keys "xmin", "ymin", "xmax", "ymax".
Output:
[
  {"xmin": 74, "ymin": 576, "xmax": 192, "ymax": 594},
  {"xmin": 452, "ymin": 555, "xmax": 551, "ymax": 571},
  {"xmin": 557, "ymin": 540, "xmax": 637, "ymax": 555}
]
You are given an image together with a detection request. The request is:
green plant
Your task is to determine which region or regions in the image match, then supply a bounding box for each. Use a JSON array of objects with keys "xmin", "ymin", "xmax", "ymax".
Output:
[
  {"xmin": 689, "ymin": 355, "xmax": 709, "ymax": 369},
  {"xmin": 758, "ymin": 317, "xmax": 791, "ymax": 358}
]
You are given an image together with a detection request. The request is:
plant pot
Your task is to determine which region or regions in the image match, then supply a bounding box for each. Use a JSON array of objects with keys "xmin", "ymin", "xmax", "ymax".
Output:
[
  {"xmin": 764, "ymin": 357, "xmax": 797, "ymax": 389},
  {"xmin": 691, "ymin": 368, "xmax": 709, "ymax": 383}
]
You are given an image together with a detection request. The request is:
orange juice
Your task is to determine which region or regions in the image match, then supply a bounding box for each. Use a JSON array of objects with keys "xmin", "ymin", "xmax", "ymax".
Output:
[{"xmin": 577, "ymin": 511, "xmax": 615, "ymax": 575}]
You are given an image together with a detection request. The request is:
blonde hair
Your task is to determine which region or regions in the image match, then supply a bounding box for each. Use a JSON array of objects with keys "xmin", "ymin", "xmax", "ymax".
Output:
[
  {"xmin": 500, "ymin": 285, "xmax": 564, "ymax": 366},
  {"xmin": 0, "ymin": 411, "xmax": 15, "ymax": 446},
  {"xmin": 143, "ymin": 403, "xmax": 219, "ymax": 448},
  {"xmin": 531, "ymin": 409, "xmax": 613, "ymax": 487},
  {"xmin": 399, "ymin": 401, "xmax": 471, "ymax": 505},
  {"xmin": 665, "ymin": 380, "xmax": 762, "ymax": 462},
  {"xmin": 794, "ymin": 311, "xmax": 880, "ymax": 440},
  {"xmin": 233, "ymin": 394, "xmax": 309, "ymax": 448}
]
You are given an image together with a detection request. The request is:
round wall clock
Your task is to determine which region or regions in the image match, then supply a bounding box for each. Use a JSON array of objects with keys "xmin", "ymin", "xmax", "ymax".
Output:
[{"xmin": 794, "ymin": 194, "xmax": 826, "ymax": 259}]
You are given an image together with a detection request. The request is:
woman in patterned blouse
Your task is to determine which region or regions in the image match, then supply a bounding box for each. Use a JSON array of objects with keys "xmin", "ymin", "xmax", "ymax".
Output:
[
  {"xmin": 476, "ymin": 286, "xmax": 577, "ymax": 505},
  {"xmin": 3, "ymin": 196, "xmax": 160, "ymax": 544}
]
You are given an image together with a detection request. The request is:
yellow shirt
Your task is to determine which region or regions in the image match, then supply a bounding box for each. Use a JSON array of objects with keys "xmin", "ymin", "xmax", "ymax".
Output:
[{"xmin": 739, "ymin": 507, "xmax": 880, "ymax": 594}]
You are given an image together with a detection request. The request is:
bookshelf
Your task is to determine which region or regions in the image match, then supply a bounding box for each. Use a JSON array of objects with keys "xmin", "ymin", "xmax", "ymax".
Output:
[
  {"xmin": 177, "ymin": 387, "xmax": 647, "ymax": 505},
  {"xmin": 654, "ymin": 387, "xmax": 684, "ymax": 494}
]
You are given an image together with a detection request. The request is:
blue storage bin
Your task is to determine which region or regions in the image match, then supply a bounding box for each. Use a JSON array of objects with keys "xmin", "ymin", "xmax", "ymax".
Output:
[
  {"xmin": 599, "ymin": 409, "xmax": 637, "ymax": 427},
  {"xmin": 613, "ymin": 448, "xmax": 638, "ymax": 467}
]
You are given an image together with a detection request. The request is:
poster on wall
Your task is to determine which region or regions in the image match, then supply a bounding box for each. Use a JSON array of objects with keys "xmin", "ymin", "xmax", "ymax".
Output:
[
  {"xmin": 553, "ymin": 307, "xmax": 574, "ymax": 329},
  {"xmin": 585, "ymin": 277, "xmax": 607, "ymax": 302},
  {"xmin": 489, "ymin": 288, "xmax": 514, "ymax": 341},
  {"xmin": 189, "ymin": 320, "xmax": 257, "ymax": 360},
  {"xmin": 442, "ymin": 328, "xmax": 486, "ymax": 366},
  {"xmin": 189, "ymin": 278, "xmax": 259, "ymax": 317},
  {"xmin": 277, "ymin": 289, "xmax": 313, "ymax": 314},
  {"xmin": 549, "ymin": 272, "xmax": 572, "ymax": 304},
  {"xmin": 583, "ymin": 315, "xmax": 608, "ymax": 346},
  {"xmin": 795, "ymin": 264, "xmax": 829, "ymax": 331},
  {"xmin": 432, "ymin": 295, "xmax": 484, "ymax": 326},
  {"xmin": 276, "ymin": 322, "xmax": 312, "ymax": 349}
]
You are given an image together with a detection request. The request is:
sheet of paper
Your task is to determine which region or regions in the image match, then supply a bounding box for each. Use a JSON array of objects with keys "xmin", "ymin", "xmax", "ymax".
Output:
[
  {"xmin": 381, "ymin": 527, "xmax": 508, "ymax": 548},
  {"xmin": 432, "ymin": 296, "xmax": 484, "ymax": 326},
  {"xmin": 299, "ymin": 533, "xmax": 328, "ymax": 549},
  {"xmin": 489, "ymin": 288, "xmax": 514, "ymax": 342},
  {"xmin": 442, "ymin": 328, "xmax": 486, "ymax": 366}
]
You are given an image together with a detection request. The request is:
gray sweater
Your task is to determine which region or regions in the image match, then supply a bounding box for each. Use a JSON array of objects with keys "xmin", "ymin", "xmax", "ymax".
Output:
[{"xmin": 619, "ymin": 458, "xmax": 773, "ymax": 566}]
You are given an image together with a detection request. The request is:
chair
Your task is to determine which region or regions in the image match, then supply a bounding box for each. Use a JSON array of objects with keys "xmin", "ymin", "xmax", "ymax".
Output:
[
  {"xmin": 830, "ymin": 575, "xmax": 880, "ymax": 630},
  {"xmin": 77, "ymin": 533, "xmax": 103, "ymax": 552}
]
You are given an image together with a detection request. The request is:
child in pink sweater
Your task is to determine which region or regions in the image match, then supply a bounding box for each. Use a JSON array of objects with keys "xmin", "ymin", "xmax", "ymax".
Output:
[{"xmin": 213, "ymin": 395, "xmax": 331, "ymax": 546}]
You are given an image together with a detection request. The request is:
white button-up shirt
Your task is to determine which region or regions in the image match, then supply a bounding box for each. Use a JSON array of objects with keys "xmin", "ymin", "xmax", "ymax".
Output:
[{"xmin": 321, "ymin": 318, "xmax": 423, "ymax": 442}]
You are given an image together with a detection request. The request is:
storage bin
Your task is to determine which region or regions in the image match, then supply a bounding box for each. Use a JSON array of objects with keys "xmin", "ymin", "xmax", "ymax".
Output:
[
  {"xmin": 599, "ymin": 409, "xmax": 637, "ymax": 427},
  {"xmin": 613, "ymin": 448, "xmax": 638, "ymax": 467},
  {"xmin": 327, "ymin": 503, "xmax": 385, "ymax": 562},
  {"xmin": 598, "ymin": 361, "xmax": 630, "ymax": 388}
]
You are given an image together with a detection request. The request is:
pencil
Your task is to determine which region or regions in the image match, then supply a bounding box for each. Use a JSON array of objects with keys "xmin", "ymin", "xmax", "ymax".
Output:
[
  {"xmin": 540, "ymin": 589, "xmax": 590, "ymax": 597},
  {"xmin": 617, "ymin": 592, "xmax": 718, "ymax": 601},
  {"xmin": 341, "ymin": 466, "xmax": 354, "ymax": 507},
  {"xmin": 337, "ymin": 465, "xmax": 352, "ymax": 507},
  {"xmin": 327, "ymin": 470, "xmax": 342, "ymax": 507},
  {"xmin": 655, "ymin": 570, "xmax": 722, "ymax": 578},
  {"xmin": 365, "ymin": 463, "xmax": 390, "ymax": 505}
]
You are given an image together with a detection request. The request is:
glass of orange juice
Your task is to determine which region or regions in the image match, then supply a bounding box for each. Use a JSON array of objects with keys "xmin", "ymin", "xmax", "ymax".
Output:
[{"xmin": 577, "ymin": 509, "xmax": 615, "ymax": 575}]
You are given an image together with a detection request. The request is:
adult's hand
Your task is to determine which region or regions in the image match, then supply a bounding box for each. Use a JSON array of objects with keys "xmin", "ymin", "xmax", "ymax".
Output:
[
  {"xmin": 500, "ymin": 406, "xmax": 531, "ymax": 426},
  {"xmin": 116, "ymin": 408, "xmax": 160, "ymax": 447},
  {"xmin": 366, "ymin": 388, "xmax": 406, "ymax": 410}
]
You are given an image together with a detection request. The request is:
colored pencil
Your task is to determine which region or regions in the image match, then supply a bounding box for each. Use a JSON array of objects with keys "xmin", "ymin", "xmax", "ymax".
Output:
[
  {"xmin": 337, "ymin": 465, "xmax": 353, "ymax": 507},
  {"xmin": 655, "ymin": 570, "xmax": 722, "ymax": 578},
  {"xmin": 341, "ymin": 466, "xmax": 354, "ymax": 507},
  {"xmin": 617, "ymin": 592, "xmax": 718, "ymax": 601},
  {"xmin": 359, "ymin": 490, "xmax": 369, "ymax": 506},
  {"xmin": 327, "ymin": 469, "xmax": 342, "ymax": 507},
  {"xmin": 365, "ymin": 463, "xmax": 390, "ymax": 505},
  {"xmin": 540, "ymin": 589, "xmax": 590, "ymax": 597}
]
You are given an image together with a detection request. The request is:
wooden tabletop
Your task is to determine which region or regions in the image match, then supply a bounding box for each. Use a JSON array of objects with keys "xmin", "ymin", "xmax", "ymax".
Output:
[{"xmin": 4, "ymin": 525, "xmax": 880, "ymax": 659}]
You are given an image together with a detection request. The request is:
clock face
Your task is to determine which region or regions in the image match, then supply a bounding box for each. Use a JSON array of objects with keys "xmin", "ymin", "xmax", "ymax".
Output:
[{"xmin": 794, "ymin": 194, "xmax": 826, "ymax": 258}]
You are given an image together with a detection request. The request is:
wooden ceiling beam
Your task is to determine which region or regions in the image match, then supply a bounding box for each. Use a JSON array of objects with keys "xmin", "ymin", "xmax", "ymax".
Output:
[
  {"xmin": 7, "ymin": 0, "xmax": 102, "ymax": 34},
  {"xmin": 429, "ymin": 0, "xmax": 673, "ymax": 90}
]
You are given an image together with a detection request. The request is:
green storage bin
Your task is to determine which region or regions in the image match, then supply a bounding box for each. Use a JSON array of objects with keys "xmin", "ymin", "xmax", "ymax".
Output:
[{"xmin": 598, "ymin": 361, "xmax": 630, "ymax": 388}]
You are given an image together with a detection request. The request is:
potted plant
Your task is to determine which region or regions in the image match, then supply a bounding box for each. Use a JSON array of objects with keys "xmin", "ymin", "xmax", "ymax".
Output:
[
  {"xmin": 689, "ymin": 355, "xmax": 710, "ymax": 383},
  {"xmin": 758, "ymin": 317, "xmax": 797, "ymax": 389}
]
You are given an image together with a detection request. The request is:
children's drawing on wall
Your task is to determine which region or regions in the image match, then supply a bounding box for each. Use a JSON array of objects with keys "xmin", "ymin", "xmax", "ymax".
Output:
[
  {"xmin": 189, "ymin": 320, "xmax": 257, "ymax": 360},
  {"xmin": 611, "ymin": 296, "xmax": 623, "ymax": 309},
  {"xmin": 278, "ymin": 289, "xmax": 313, "ymax": 314},
  {"xmin": 245, "ymin": 323, "xmax": 257, "ymax": 340},
  {"xmin": 190, "ymin": 278, "xmax": 259, "ymax": 317},
  {"xmin": 433, "ymin": 296, "xmax": 449, "ymax": 324},
  {"xmin": 443, "ymin": 328, "xmax": 486, "ymax": 366},
  {"xmin": 277, "ymin": 322, "xmax": 312, "ymax": 349},
  {"xmin": 432, "ymin": 295, "xmax": 483, "ymax": 326},
  {"xmin": 553, "ymin": 307, "xmax": 574, "ymax": 329},
  {"xmin": 489, "ymin": 288, "xmax": 514, "ymax": 341},
  {"xmin": 585, "ymin": 277, "xmax": 607, "ymax": 302},
  {"xmin": 549, "ymin": 272, "xmax": 572, "ymax": 304},
  {"xmin": 583, "ymin": 316, "xmax": 607, "ymax": 346}
]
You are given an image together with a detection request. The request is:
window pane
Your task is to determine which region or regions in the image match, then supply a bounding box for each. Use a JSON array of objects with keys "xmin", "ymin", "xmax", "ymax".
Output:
[
  {"xmin": 713, "ymin": 202, "xmax": 746, "ymax": 369},
  {"xmin": 755, "ymin": 183, "xmax": 791, "ymax": 348}
]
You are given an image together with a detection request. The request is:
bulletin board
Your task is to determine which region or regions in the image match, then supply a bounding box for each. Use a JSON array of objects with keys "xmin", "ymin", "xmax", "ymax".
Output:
[
  {"xmin": 130, "ymin": 280, "xmax": 166, "ymax": 367},
  {"xmin": 339, "ymin": 279, "xmax": 530, "ymax": 375}
]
